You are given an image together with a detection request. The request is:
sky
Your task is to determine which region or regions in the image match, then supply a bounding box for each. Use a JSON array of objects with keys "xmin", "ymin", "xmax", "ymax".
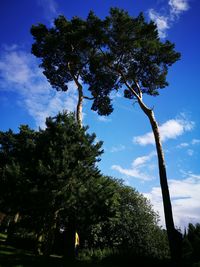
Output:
[{"xmin": 0, "ymin": 0, "xmax": 200, "ymax": 230}]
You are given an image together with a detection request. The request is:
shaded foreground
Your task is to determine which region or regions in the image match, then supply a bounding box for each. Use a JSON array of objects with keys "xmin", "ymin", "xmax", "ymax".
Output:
[
  {"xmin": 0, "ymin": 245, "xmax": 170, "ymax": 267},
  {"xmin": 0, "ymin": 233, "xmax": 198, "ymax": 267}
]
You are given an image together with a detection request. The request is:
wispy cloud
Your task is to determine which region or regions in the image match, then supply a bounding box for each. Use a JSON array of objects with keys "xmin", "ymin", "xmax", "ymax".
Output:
[
  {"xmin": 144, "ymin": 172, "xmax": 200, "ymax": 229},
  {"xmin": 37, "ymin": 0, "xmax": 58, "ymax": 22},
  {"xmin": 133, "ymin": 117, "xmax": 194, "ymax": 146},
  {"xmin": 97, "ymin": 116, "xmax": 112, "ymax": 122},
  {"xmin": 110, "ymin": 144, "xmax": 125, "ymax": 153},
  {"xmin": 191, "ymin": 139, "xmax": 200, "ymax": 145},
  {"xmin": 148, "ymin": 0, "xmax": 190, "ymax": 38},
  {"xmin": 111, "ymin": 151, "xmax": 156, "ymax": 181},
  {"xmin": 169, "ymin": 0, "xmax": 190, "ymax": 15},
  {"xmin": 177, "ymin": 142, "xmax": 189, "ymax": 148},
  {"xmin": 187, "ymin": 149, "xmax": 194, "ymax": 156},
  {"xmin": 177, "ymin": 138, "xmax": 200, "ymax": 149},
  {"xmin": 132, "ymin": 151, "xmax": 156, "ymax": 167},
  {"xmin": 0, "ymin": 45, "xmax": 77, "ymax": 128}
]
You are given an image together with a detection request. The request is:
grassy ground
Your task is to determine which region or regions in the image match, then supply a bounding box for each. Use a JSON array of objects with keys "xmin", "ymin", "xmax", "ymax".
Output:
[
  {"xmin": 0, "ymin": 233, "xmax": 60, "ymax": 267},
  {"xmin": 0, "ymin": 233, "xmax": 115, "ymax": 267},
  {"xmin": 0, "ymin": 233, "xmax": 168, "ymax": 267},
  {"xmin": 0, "ymin": 233, "xmax": 186, "ymax": 267}
]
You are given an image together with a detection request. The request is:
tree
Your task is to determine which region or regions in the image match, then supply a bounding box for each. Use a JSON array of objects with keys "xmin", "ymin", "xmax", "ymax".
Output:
[
  {"xmin": 183, "ymin": 223, "xmax": 200, "ymax": 263},
  {"xmin": 83, "ymin": 9, "xmax": 182, "ymax": 263},
  {"xmin": 31, "ymin": 9, "xmax": 182, "ymax": 261},
  {"xmin": 0, "ymin": 126, "xmax": 37, "ymax": 215},
  {"xmin": 31, "ymin": 16, "xmax": 95, "ymax": 126},
  {"xmin": 84, "ymin": 178, "xmax": 170, "ymax": 259},
  {"xmin": 0, "ymin": 113, "xmax": 105, "ymax": 258},
  {"xmin": 0, "ymin": 126, "xmax": 39, "ymax": 241},
  {"xmin": 31, "ymin": 13, "xmax": 118, "ymax": 126},
  {"xmin": 28, "ymin": 112, "xmax": 104, "ymax": 257}
]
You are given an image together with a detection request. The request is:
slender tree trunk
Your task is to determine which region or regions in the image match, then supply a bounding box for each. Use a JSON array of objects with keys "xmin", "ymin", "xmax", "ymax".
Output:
[
  {"xmin": 63, "ymin": 217, "xmax": 76, "ymax": 261},
  {"xmin": 77, "ymin": 86, "xmax": 83, "ymax": 127},
  {"xmin": 138, "ymin": 100, "xmax": 182, "ymax": 264},
  {"xmin": 69, "ymin": 65, "xmax": 83, "ymax": 127}
]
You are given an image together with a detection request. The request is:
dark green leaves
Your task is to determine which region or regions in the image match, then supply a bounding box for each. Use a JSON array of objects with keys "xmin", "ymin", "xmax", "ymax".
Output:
[{"xmin": 31, "ymin": 8, "xmax": 180, "ymax": 117}]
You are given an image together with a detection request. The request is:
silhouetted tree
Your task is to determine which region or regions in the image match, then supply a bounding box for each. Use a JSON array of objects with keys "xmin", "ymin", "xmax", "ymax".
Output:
[
  {"xmin": 83, "ymin": 8, "xmax": 182, "ymax": 263},
  {"xmin": 31, "ymin": 9, "xmax": 182, "ymax": 262}
]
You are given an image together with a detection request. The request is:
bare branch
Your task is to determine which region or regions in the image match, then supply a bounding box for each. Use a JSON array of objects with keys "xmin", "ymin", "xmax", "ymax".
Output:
[{"xmin": 134, "ymin": 79, "xmax": 143, "ymax": 99}]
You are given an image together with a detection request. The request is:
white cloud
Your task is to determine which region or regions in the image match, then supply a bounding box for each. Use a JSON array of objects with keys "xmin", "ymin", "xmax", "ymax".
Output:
[
  {"xmin": 132, "ymin": 151, "xmax": 156, "ymax": 167},
  {"xmin": 0, "ymin": 46, "xmax": 77, "ymax": 128},
  {"xmin": 112, "ymin": 165, "xmax": 152, "ymax": 181},
  {"xmin": 133, "ymin": 118, "xmax": 194, "ymax": 146},
  {"xmin": 97, "ymin": 116, "xmax": 112, "ymax": 122},
  {"xmin": 144, "ymin": 173, "xmax": 200, "ymax": 230},
  {"xmin": 148, "ymin": 0, "xmax": 190, "ymax": 38},
  {"xmin": 148, "ymin": 9, "xmax": 169, "ymax": 38},
  {"xmin": 110, "ymin": 144, "xmax": 125, "ymax": 153},
  {"xmin": 111, "ymin": 151, "xmax": 156, "ymax": 181},
  {"xmin": 169, "ymin": 0, "xmax": 190, "ymax": 15}
]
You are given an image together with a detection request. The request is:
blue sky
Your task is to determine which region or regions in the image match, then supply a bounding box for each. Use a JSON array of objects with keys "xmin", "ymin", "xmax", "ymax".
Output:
[{"xmin": 0, "ymin": 0, "xmax": 200, "ymax": 229}]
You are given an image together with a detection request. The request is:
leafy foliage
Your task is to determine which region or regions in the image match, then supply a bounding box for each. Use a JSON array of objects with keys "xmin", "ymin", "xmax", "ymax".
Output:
[
  {"xmin": 0, "ymin": 112, "xmax": 170, "ymax": 259},
  {"xmin": 183, "ymin": 223, "xmax": 200, "ymax": 264},
  {"xmin": 81, "ymin": 179, "xmax": 169, "ymax": 259},
  {"xmin": 85, "ymin": 8, "xmax": 180, "ymax": 115},
  {"xmin": 31, "ymin": 9, "xmax": 180, "ymax": 117}
]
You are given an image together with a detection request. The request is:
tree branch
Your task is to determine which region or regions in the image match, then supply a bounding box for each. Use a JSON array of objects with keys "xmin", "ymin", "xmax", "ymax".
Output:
[
  {"xmin": 68, "ymin": 62, "xmax": 82, "ymax": 89},
  {"xmin": 117, "ymin": 69, "xmax": 152, "ymax": 115},
  {"xmin": 117, "ymin": 69, "xmax": 139, "ymax": 99},
  {"xmin": 134, "ymin": 79, "xmax": 143, "ymax": 99},
  {"xmin": 83, "ymin": 96, "xmax": 95, "ymax": 100},
  {"xmin": 98, "ymin": 48, "xmax": 151, "ymax": 115}
]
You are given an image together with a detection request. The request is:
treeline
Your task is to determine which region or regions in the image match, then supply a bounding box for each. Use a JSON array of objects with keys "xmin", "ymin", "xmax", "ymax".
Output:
[
  {"xmin": 0, "ymin": 113, "xmax": 169, "ymax": 260},
  {"xmin": 0, "ymin": 113, "xmax": 200, "ymax": 267}
]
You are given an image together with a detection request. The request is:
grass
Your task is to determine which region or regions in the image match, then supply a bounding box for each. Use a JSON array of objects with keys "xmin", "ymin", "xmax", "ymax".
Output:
[
  {"xmin": 0, "ymin": 241, "xmax": 171, "ymax": 267},
  {"xmin": 0, "ymin": 233, "xmax": 111, "ymax": 267},
  {"xmin": 0, "ymin": 234, "xmax": 7, "ymax": 240},
  {"xmin": 0, "ymin": 232, "xmax": 197, "ymax": 267}
]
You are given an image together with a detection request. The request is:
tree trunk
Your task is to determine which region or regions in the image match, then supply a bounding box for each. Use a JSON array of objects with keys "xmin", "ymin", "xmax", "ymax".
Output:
[
  {"xmin": 63, "ymin": 218, "xmax": 76, "ymax": 261},
  {"xmin": 43, "ymin": 210, "xmax": 59, "ymax": 256},
  {"xmin": 36, "ymin": 233, "xmax": 43, "ymax": 255},
  {"xmin": 76, "ymin": 86, "xmax": 83, "ymax": 127},
  {"xmin": 138, "ymin": 100, "xmax": 182, "ymax": 264},
  {"xmin": 6, "ymin": 212, "xmax": 20, "ymax": 243}
]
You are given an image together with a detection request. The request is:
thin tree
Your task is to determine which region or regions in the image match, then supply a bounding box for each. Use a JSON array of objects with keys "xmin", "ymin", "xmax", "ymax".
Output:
[{"xmin": 84, "ymin": 9, "xmax": 182, "ymax": 263}]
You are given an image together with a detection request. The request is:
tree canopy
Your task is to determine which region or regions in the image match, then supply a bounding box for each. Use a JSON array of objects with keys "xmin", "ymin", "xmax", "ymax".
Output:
[
  {"xmin": 31, "ymin": 8, "xmax": 180, "ymax": 121},
  {"xmin": 0, "ymin": 112, "xmax": 170, "ymax": 259}
]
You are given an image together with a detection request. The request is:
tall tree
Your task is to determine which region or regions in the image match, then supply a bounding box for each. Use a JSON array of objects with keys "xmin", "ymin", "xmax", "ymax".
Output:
[
  {"xmin": 84, "ymin": 9, "xmax": 182, "ymax": 263},
  {"xmin": 31, "ymin": 16, "xmax": 96, "ymax": 126},
  {"xmin": 31, "ymin": 9, "xmax": 182, "ymax": 262}
]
